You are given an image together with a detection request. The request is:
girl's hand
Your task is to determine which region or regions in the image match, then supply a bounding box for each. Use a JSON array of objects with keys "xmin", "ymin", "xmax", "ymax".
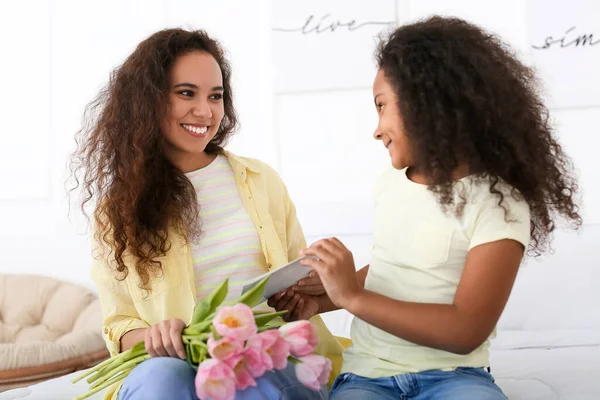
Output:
[
  {"xmin": 300, "ymin": 238, "xmax": 362, "ymax": 309},
  {"xmin": 144, "ymin": 318, "xmax": 187, "ymax": 359}
]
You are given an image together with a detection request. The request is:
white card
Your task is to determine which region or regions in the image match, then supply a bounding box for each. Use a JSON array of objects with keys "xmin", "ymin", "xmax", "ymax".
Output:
[{"xmin": 241, "ymin": 256, "xmax": 317, "ymax": 300}]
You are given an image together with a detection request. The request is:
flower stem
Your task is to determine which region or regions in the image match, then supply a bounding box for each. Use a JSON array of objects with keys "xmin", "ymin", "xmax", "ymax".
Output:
[
  {"xmin": 90, "ymin": 354, "xmax": 150, "ymax": 389},
  {"xmin": 88, "ymin": 345, "xmax": 148, "ymax": 384},
  {"xmin": 71, "ymin": 354, "xmax": 121, "ymax": 384},
  {"xmin": 73, "ymin": 368, "xmax": 133, "ymax": 400}
]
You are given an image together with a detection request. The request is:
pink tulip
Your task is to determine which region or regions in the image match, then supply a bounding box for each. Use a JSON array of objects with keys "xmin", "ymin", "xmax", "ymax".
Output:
[
  {"xmin": 257, "ymin": 330, "xmax": 291, "ymax": 370},
  {"xmin": 279, "ymin": 320, "xmax": 319, "ymax": 357},
  {"xmin": 245, "ymin": 334, "xmax": 273, "ymax": 374},
  {"xmin": 194, "ymin": 359, "xmax": 236, "ymax": 400},
  {"xmin": 207, "ymin": 335, "xmax": 244, "ymax": 361},
  {"xmin": 213, "ymin": 304, "xmax": 257, "ymax": 342},
  {"xmin": 225, "ymin": 351, "xmax": 259, "ymax": 391},
  {"xmin": 294, "ymin": 355, "xmax": 332, "ymax": 391}
]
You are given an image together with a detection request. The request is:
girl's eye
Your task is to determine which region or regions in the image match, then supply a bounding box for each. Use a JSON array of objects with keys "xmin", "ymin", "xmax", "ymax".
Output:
[
  {"xmin": 377, "ymin": 103, "xmax": 385, "ymax": 111},
  {"xmin": 178, "ymin": 90, "xmax": 194, "ymax": 98},
  {"xmin": 210, "ymin": 93, "xmax": 223, "ymax": 101}
]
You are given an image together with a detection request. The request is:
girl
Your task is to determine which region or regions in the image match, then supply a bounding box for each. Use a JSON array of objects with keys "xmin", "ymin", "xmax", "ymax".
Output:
[
  {"xmin": 70, "ymin": 28, "xmax": 342, "ymax": 400},
  {"xmin": 274, "ymin": 16, "xmax": 582, "ymax": 399}
]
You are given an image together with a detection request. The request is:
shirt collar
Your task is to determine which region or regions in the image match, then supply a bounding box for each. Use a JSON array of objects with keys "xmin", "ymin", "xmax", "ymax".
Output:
[{"xmin": 222, "ymin": 149, "xmax": 262, "ymax": 173}]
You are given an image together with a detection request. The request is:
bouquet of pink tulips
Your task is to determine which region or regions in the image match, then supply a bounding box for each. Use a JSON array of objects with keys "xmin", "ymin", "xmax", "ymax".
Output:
[{"xmin": 72, "ymin": 276, "xmax": 332, "ymax": 400}]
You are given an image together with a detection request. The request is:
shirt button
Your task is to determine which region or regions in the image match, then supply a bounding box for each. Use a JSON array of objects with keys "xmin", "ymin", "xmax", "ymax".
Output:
[{"xmin": 103, "ymin": 327, "xmax": 109, "ymax": 334}]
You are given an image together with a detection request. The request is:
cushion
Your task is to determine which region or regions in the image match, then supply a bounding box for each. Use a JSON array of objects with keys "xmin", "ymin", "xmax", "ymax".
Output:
[{"xmin": 0, "ymin": 274, "xmax": 109, "ymax": 391}]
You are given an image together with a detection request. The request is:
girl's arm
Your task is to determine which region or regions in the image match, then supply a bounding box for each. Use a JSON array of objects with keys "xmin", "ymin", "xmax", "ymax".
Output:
[
  {"xmin": 302, "ymin": 238, "xmax": 523, "ymax": 355},
  {"xmin": 313, "ymin": 265, "xmax": 370, "ymax": 314},
  {"xmin": 269, "ymin": 265, "xmax": 370, "ymax": 316}
]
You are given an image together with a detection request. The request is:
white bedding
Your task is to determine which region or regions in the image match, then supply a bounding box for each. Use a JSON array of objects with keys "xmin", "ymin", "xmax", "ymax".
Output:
[
  {"xmin": 492, "ymin": 346, "xmax": 600, "ymax": 400},
  {"xmin": 0, "ymin": 370, "xmax": 103, "ymax": 400},
  {"xmin": 2, "ymin": 344, "xmax": 599, "ymax": 400}
]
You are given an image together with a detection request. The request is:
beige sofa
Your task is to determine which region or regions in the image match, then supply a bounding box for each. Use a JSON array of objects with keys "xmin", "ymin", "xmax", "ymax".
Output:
[{"xmin": 0, "ymin": 275, "xmax": 108, "ymax": 391}]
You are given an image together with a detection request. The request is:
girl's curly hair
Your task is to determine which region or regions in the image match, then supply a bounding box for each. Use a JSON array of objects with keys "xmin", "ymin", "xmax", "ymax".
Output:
[
  {"xmin": 376, "ymin": 16, "xmax": 582, "ymax": 255},
  {"xmin": 70, "ymin": 28, "xmax": 238, "ymax": 290}
]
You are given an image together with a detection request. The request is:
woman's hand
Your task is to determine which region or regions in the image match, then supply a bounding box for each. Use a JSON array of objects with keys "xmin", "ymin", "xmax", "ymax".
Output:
[
  {"xmin": 144, "ymin": 318, "xmax": 187, "ymax": 359},
  {"xmin": 293, "ymin": 271, "xmax": 326, "ymax": 296},
  {"xmin": 268, "ymin": 291, "xmax": 320, "ymax": 322},
  {"xmin": 300, "ymin": 238, "xmax": 362, "ymax": 309}
]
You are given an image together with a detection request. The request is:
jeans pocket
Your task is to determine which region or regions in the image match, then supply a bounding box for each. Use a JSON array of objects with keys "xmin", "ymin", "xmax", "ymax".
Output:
[
  {"xmin": 330, "ymin": 373, "xmax": 354, "ymax": 392},
  {"xmin": 455, "ymin": 367, "xmax": 495, "ymax": 383}
]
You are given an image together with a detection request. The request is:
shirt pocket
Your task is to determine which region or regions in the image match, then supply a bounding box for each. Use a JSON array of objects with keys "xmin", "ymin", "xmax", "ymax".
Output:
[{"xmin": 408, "ymin": 224, "xmax": 453, "ymax": 268}]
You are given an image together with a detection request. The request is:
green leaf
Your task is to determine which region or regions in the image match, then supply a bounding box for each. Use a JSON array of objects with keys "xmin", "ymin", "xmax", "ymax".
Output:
[
  {"xmin": 183, "ymin": 323, "xmax": 205, "ymax": 336},
  {"xmin": 191, "ymin": 278, "xmax": 229, "ymax": 324},
  {"xmin": 188, "ymin": 319, "xmax": 214, "ymax": 334},
  {"xmin": 189, "ymin": 342, "xmax": 208, "ymax": 365},
  {"xmin": 257, "ymin": 316, "xmax": 287, "ymax": 332},
  {"xmin": 236, "ymin": 276, "xmax": 270, "ymax": 308},
  {"xmin": 211, "ymin": 324, "xmax": 222, "ymax": 340},
  {"xmin": 197, "ymin": 345, "xmax": 208, "ymax": 364},
  {"xmin": 258, "ymin": 324, "xmax": 285, "ymax": 333},
  {"xmin": 287, "ymin": 355, "xmax": 300, "ymax": 364},
  {"xmin": 185, "ymin": 343, "xmax": 194, "ymax": 365},
  {"xmin": 190, "ymin": 345, "xmax": 200, "ymax": 364},
  {"xmin": 129, "ymin": 341, "xmax": 146, "ymax": 354},
  {"xmin": 182, "ymin": 332, "xmax": 209, "ymax": 344},
  {"xmin": 189, "ymin": 339, "xmax": 208, "ymax": 350},
  {"xmin": 254, "ymin": 310, "xmax": 288, "ymax": 327}
]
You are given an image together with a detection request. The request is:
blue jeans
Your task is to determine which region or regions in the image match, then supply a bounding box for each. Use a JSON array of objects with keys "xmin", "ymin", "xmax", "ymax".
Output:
[
  {"xmin": 117, "ymin": 357, "xmax": 328, "ymax": 400},
  {"xmin": 330, "ymin": 368, "xmax": 507, "ymax": 400}
]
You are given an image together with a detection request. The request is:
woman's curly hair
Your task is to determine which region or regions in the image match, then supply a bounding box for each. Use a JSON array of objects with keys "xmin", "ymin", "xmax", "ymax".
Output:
[
  {"xmin": 376, "ymin": 16, "xmax": 582, "ymax": 255},
  {"xmin": 70, "ymin": 28, "xmax": 238, "ymax": 290}
]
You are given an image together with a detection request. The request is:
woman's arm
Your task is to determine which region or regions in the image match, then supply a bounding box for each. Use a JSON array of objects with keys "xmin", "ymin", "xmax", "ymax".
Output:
[
  {"xmin": 93, "ymin": 247, "xmax": 186, "ymax": 358},
  {"xmin": 120, "ymin": 328, "xmax": 147, "ymax": 351},
  {"xmin": 303, "ymin": 238, "xmax": 523, "ymax": 354},
  {"xmin": 91, "ymin": 240, "xmax": 150, "ymax": 356}
]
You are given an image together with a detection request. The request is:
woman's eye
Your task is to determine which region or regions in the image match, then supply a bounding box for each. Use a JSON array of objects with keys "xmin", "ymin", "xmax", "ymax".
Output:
[
  {"xmin": 178, "ymin": 90, "xmax": 194, "ymax": 98},
  {"xmin": 210, "ymin": 93, "xmax": 223, "ymax": 100}
]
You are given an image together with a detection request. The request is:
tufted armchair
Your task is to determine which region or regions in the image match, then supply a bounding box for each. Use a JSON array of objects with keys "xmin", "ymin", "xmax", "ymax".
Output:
[{"xmin": 0, "ymin": 274, "xmax": 108, "ymax": 391}]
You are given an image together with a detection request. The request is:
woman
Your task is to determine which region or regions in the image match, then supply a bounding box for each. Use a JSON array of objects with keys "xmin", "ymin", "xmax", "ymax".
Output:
[{"xmin": 70, "ymin": 28, "xmax": 342, "ymax": 400}]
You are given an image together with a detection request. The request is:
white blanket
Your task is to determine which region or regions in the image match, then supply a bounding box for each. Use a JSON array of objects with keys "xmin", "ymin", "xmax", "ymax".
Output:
[{"xmin": 2, "ymin": 344, "xmax": 599, "ymax": 400}]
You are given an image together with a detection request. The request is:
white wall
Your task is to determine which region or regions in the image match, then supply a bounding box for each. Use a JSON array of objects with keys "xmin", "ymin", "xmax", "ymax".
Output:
[
  {"xmin": 273, "ymin": 0, "xmax": 600, "ymax": 337},
  {"xmin": 0, "ymin": 0, "xmax": 275, "ymax": 290},
  {"xmin": 0, "ymin": 0, "xmax": 598, "ymax": 336}
]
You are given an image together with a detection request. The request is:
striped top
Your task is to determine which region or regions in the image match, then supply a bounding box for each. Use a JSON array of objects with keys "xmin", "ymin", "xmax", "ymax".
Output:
[{"xmin": 186, "ymin": 154, "xmax": 269, "ymax": 305}]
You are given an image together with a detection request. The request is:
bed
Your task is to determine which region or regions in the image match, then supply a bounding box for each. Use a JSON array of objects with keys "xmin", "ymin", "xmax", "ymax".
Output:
[
  {"xmin": 2, "ymin": 227, "xmax": 599, "ymax": 399},
  {"xmin": 2, "ymin": 338, "xmax": 598, "ymax": 400}
]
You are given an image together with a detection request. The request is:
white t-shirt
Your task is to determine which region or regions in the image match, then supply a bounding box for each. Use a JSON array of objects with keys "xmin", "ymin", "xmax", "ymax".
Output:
[
  {"xmin": 342, "ymin": 167, "xmax": 531, "ymax": 378},
  {"xmin": 185, "ymin": 155, "xmax": 270, "ymax": 307}
]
